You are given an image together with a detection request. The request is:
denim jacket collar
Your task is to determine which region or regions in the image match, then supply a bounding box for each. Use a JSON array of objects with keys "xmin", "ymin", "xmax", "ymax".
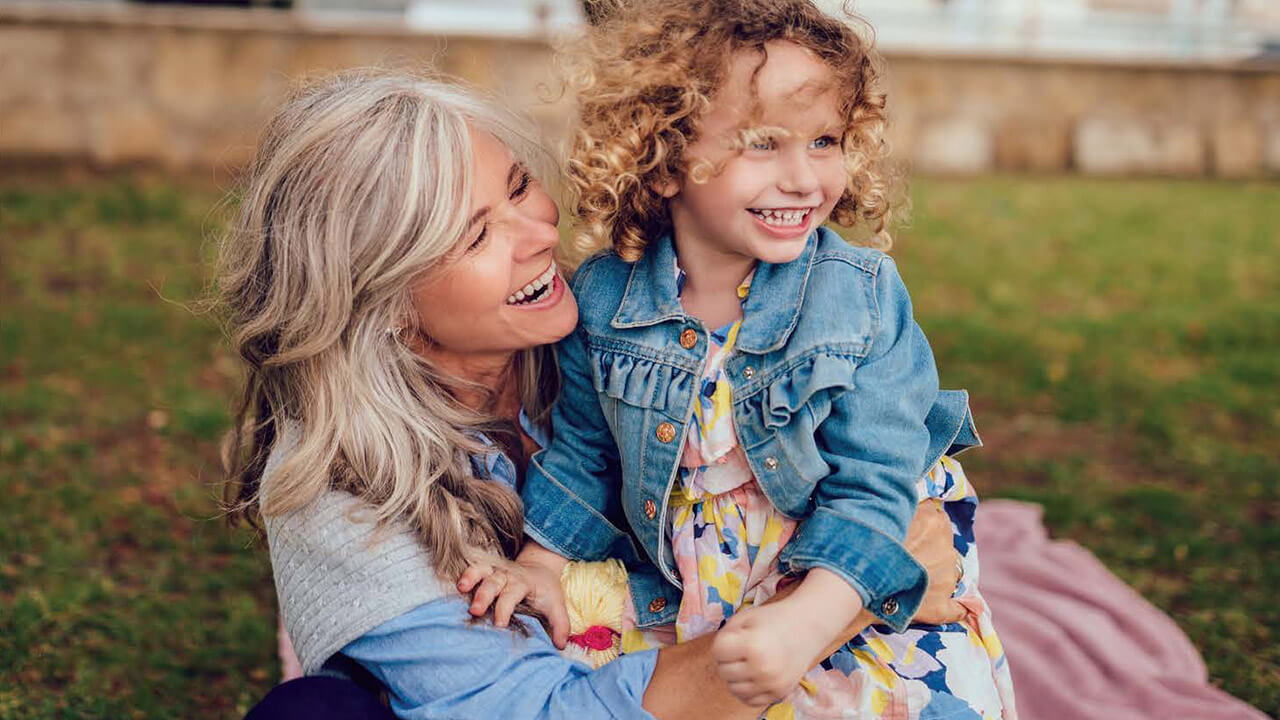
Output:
[{"xmin": 610, "ymin": 230, "xmax": 816, "ymax": 354}]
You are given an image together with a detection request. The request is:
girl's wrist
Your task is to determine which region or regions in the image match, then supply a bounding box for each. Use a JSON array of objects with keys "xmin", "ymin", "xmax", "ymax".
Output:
[{"xmin": 787, "ymin": 568, "xmax": 866, "ymax": 635}]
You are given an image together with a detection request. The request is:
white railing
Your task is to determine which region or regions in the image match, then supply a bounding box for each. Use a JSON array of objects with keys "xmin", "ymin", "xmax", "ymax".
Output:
[{"xmin": 835, "ymin": 0, "xmax": 1280, "ymax": 62}]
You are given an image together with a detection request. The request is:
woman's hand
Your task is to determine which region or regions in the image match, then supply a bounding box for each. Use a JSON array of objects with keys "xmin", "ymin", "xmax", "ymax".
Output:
[
  {"xmin": 905, "ymin": 499, "xmax": 966, "ymax": 625},
  {"xmin": 457, "ymin": 558, "xmax": 571, "ymax": 648}
]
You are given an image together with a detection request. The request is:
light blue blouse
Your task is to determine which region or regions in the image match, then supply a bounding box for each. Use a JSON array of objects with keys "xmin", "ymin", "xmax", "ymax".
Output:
[
  {"xmin": 342, "ymin": 599, "xmax": 658, "ymax": 720},
  {"xmin": 338, "ymin": 411, "xmax": 659, "ymax": 720}
]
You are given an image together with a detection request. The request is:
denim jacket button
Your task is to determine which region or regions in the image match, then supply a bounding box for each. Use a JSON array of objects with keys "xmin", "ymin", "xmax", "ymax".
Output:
[
  {"xmin": 742, "ymin": 366, "xmax": 754, "ymax": 379},
  {"xmin": 679, "ymin": 328, "xmax": 698, "ymax": 350},
  {"xmin": 643, "ymin": 498, "xmax": 656, "ymax": 519},
  {"xmin": 655, "ymin": 422, "xmax": 676, "ymax": 443},
  {"xmin": 881, "ymin": 597, "xmax": 899, "ymax": 617},
  {"xmin": 648, "ymin": 597, "xmax": 667, "ymax": 613},
  {"xmin": 763, "ymin": 456, "xmax": 779, "ymax": 471}
]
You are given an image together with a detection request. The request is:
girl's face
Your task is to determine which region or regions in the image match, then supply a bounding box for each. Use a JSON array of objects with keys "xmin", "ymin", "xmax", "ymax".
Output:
[
  {"xmin": 410, "ymin": 129, "xmax": 577, "ymax": 365},
  {"xmin": 665, "ymin": 41, "xmax": 847, "ymax": 267}
]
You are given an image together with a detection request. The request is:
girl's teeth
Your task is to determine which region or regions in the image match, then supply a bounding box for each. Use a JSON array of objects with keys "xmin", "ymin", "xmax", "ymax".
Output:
[{"xmin": 753, "ymin": 209, "xmax": 807, "ymax": 226}]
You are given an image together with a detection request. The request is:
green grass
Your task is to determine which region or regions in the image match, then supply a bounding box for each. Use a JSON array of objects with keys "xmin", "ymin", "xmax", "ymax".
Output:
[{"xmin": 1, "ymin": 173, "xmax": 1277, "ymax": 717}]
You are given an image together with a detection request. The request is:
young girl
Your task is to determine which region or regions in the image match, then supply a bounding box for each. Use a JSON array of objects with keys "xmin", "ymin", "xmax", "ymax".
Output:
[{"xmin": 471, "ymin": 1, "xmax": 1017, "ymax": 717}]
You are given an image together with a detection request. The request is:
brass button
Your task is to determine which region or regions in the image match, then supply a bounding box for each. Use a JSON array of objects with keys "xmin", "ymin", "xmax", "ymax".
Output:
[
  {"xmin": 763, "ymin": 456, "xmax": 779, "ymax": 471},
  {"xmin": 679, "ymin": 328, "xmax": 698, "ymax": 350},
  {"xmin": 643, "ymin": 498, "xmax": 656, "ymax": 519},
  {"xmin": 881, "ymin": 597, "xmax": 899, "ymax": 617},
  {"xmin": 655, "ymin": 422, "xmax": 676, "ymax": 443},
  {"xmin": 742, "ymin": 366, "xmax": 755, "ymax": 380},
  {"xmin": 648, "ymin": 597, "xmax": 667, "ymax": 613}
]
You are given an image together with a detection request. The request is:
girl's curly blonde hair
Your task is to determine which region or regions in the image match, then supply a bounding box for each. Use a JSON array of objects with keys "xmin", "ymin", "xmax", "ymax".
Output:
[{"xmin": 565, "ymin": 0, "xmax": 897, "ymax": 261}]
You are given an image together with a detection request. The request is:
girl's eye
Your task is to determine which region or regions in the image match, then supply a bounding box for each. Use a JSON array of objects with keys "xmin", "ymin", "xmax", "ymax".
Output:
[
  {"xmin": 748, "ymin": 138, "xmax": 775, "ymax": 152},
  {"xmin": 811, "ymin": 135, "xmax": 838, "ymax": 150},
  {"xmin": 467, "ymin": 227, "xmax": 488, "ymax": 254}
]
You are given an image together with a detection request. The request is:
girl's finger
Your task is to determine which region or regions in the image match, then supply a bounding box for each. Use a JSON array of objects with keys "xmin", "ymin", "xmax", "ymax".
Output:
[
  {"xmin": 746, "ymin": 692, "xmax": 782, "ymax": 708},
  {"xmin": 717, "ymin": 659, "xmax": 757, "ymax": 683},
  {"xmin": 457, "ymin": 564, "xmax": 494, "ymax": 593},
  {"xmin": 469, "ymin": 571, "xmax": 508, "ymax": 616}
]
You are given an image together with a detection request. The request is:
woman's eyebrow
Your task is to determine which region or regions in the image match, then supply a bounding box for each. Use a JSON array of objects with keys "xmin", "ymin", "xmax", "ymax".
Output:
[
  {"xmin": 466, "ymin": 163, "xmax": 524, "ymax": 232},
  {"xmin": 466, "ymin": 206, "xmax": 489, "ymax": 233}
]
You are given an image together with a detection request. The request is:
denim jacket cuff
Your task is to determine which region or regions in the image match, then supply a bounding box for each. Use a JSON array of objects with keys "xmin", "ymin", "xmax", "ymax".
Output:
[
  {"xmin": 521, "ymin": 458, "xmax": 635, "ymax": 562},
  {"xmin": 778, "ymin": 507, "xmax": 927, "ymax": 632}
]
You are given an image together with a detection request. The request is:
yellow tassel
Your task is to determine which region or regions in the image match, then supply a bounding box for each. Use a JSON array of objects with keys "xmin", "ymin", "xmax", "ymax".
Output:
[{"xmin": 560, "ymin": 559, "xmax": 629, "ymax": 668}]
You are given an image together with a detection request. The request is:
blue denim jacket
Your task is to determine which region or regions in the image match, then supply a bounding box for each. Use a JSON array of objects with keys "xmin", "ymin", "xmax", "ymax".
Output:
[{"xmin": 522, "ymin": 227, "xmax": 980, "ymax": 633}]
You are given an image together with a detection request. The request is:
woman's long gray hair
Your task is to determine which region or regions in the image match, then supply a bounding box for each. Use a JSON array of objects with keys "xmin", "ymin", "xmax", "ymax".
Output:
[{"xmin": 219, "ymin": 69, "xmax": 559, "ymax": 583}]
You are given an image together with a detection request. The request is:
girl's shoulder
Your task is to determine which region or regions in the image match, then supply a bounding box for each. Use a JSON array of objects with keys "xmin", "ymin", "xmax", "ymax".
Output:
[
  {"xmin": 564, "ymin": 249, "xmax": 633, "ymax": 329},
  {"xmin": 809, "ymin": 226, "xmax": 893, "ymax": 279}
]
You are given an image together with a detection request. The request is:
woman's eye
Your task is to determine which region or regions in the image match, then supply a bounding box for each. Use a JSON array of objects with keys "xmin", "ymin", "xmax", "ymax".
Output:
[
  {"xmin": 811, "ymin": 135, "xmax": 838, "ymax": 150},
  {"xmin": 749, "ymin": 139, "xmax": 774, "ymax": 151},
  {"xmin": 467, "ymin": 227, "xmax": 488, "ymax": 253},
  {"xmin": 509, "ymin": 169, "xmax": 532, "ymax": 201}
]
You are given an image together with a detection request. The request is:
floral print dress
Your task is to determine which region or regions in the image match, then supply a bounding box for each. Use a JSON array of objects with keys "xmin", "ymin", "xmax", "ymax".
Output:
[{"xmin": 620, "ymin": 263, "xmax": 1017, "ymax": 720}]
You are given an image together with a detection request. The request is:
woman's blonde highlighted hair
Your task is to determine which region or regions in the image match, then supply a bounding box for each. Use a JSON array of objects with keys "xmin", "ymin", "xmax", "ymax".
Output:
[
  {"xmin": 218, "ymin": 69, "xmax": 557, "ymax": 585},
  {"xmin": 565, "ymin": 0, "xmax": 896, "ymax": 261}
]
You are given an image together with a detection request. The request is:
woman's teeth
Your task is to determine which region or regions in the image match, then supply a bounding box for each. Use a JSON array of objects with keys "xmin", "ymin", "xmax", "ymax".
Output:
[
  {"xmin": 750, "ymin": 208, "xmax": 810, "ymax": 227},
  {"xmin": 506, "ymin": 261, "xmax": 557, "ymax": 305}
]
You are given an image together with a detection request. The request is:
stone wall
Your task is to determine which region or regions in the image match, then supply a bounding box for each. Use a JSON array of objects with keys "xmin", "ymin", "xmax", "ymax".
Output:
[{"xmin": 3, "ymin": 1, "xmax": 1279, "ymax": 177}]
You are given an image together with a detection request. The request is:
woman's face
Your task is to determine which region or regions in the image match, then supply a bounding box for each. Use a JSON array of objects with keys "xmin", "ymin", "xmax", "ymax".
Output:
[{"xmin": 410, "ymin": 129, "xmax": 578, "ymax": 365}]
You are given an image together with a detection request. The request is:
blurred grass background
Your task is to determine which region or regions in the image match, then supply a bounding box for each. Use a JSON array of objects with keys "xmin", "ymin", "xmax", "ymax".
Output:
[{"xmin": 0, "ymin": 173, "xmax": 1276, "ymax": 718}]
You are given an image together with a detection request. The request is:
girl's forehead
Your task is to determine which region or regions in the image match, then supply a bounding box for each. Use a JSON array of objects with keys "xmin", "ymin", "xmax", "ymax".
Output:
[{"xmin": 712, "ymin": 42, "xmax": 841, "ymax": 125}]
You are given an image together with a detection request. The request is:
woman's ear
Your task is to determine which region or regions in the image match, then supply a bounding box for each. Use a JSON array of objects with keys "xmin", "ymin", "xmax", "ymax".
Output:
[{"xmin": 654, "ymin": 176, "xmax": 680, "ymax": 199}]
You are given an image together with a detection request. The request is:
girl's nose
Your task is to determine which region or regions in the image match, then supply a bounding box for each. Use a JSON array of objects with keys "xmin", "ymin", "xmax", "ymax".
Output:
[{"xmin": 778, "ymin": 151, "xmax": 821, "ymax": 196}]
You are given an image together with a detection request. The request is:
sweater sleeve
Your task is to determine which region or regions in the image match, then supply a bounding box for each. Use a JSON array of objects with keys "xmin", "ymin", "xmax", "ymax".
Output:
[{"xmin": 342, "ymin": 598, "xmax": 659, "ymax": 720}]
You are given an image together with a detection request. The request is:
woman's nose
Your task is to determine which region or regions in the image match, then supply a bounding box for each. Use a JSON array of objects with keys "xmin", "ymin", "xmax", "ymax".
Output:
[{"xmin": 512, "ymin": 202, "xmax": 560, "ymax": 259}]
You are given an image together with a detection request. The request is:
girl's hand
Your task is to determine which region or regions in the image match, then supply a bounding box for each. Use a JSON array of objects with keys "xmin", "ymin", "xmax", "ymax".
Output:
[
  {"xmin": 905, "ymin": 499, "xmax": 966, "ymax": 625},
  {"xmin": 710, "ymin": 598, "xmax": 823, "ymax": 706},
  {"xmin": 457, "ymin": 558, "xmax": 571, "ymax": 648}
]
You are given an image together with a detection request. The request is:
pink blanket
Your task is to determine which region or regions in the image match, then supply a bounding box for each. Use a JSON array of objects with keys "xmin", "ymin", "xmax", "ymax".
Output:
[
  {"xmin": 276, "ymin": 500, "xmax": 1270, "ymax": 719},
  {"xmin": 976, "ymin": 500, "xmax": 1269, "ymax": 720}
]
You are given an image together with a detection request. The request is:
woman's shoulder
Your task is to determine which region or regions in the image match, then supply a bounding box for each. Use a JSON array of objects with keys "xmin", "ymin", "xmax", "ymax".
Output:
[{"xmin": 261, "ymin": 428, "xmax": 450, "ymax": 676}]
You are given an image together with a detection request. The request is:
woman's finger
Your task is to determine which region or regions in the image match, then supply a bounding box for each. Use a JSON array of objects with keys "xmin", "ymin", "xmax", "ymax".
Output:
[
  {"xmin": 545, "ymin": 596, "xmax": 571, "ymax": 650},
  {"xmin": 457, "ymin": 564, "xmax": 494, "ymax": 593},
  {"xmin": 469, "ymin": 571, "xmax": 508, "ymax": 616},
  {"xmin": 941, "ymin": 599, "xmax": 967, "ymax": 624},
  {"xmin": 492, "ymin": 582, "xmax": 526, "ymax": 628}
]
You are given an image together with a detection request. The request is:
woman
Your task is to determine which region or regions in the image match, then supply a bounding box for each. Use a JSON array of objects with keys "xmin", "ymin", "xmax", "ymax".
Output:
[{"xmin": 221, "ymin": 70, "xmax": 966, "ymax": 720}]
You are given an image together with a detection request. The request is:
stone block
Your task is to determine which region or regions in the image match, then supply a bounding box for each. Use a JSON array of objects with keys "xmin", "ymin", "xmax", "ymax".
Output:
[
  {"xmin": 913, "ymin": 116, "xmax": 993, "ymax": 175},
  {"xmin": 994, "ymin": 119, "xmax": 1071, "ymax": 173},
  {"xmin": 1073, "ymin": 116, "xmax": 1205, "ymax": 176},
  {"xmin": 0, "ymin": 100, "xmax": 83, "ymax": 156},
  {"xmin": 87, "ymin": 100, "xmax": 170, "ymax": 165},
  {"xmin": 1265, "ymin": 124, "xmax": 1280, "ymax": 175},
  {"xmin": 1210, "ymin": 121, "xmax": 1263, "ymax": 178},
  {"xmin": 0, "ymin": 27, "xmax": 66, "ymax": 105},
  {"xmin": 150, "ymin": 30, "xmax": 229, "ymax": 125}
]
